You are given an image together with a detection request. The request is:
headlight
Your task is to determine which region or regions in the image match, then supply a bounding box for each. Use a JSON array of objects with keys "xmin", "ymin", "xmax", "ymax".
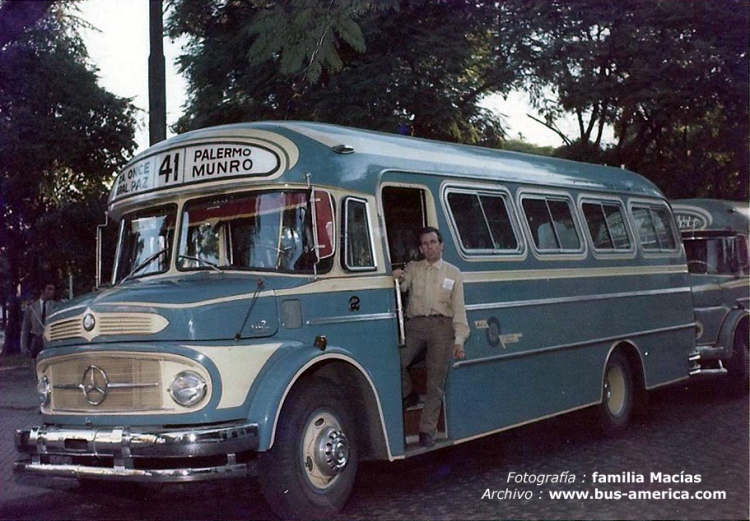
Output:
[
  {"xmin": 37, "ymin": 376, "xmax": 51, "ymax": 407},
  {"xmin": 169, "ymin": 371, "xmax": 207, "ymax": 407}
]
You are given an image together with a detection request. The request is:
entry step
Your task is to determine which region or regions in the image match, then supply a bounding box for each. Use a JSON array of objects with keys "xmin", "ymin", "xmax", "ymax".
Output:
[{"xmin": 404, "ymin": 434, "xmax": 452, "ymax": 456}]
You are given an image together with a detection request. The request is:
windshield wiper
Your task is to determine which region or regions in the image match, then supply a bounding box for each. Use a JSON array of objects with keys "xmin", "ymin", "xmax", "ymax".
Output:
[
  {"xmin": 177, "ymin": 255, "xmax": 224, "ymax": 273},
  {"xmin": 121, "ymin": 248, "xmax": 168, "ymax": 283}
]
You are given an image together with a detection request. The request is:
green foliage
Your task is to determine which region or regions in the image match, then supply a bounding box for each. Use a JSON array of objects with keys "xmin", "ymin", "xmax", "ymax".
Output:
[
  {"xmin": 0, "ymin": 2, "xmax": 138, "ymax": 305},
  {"xmin": 169, "ymin": 0, "xmax": 745, "ymax": 197},
  {"xmin": 246, "ymin": 0, "xmax": 368, "ymax": 84},
  {"xmin": 167, "ymin": 0, "xmax": 509, "ymax": 144},
  {"xmin": 500, "ymin": 140, "xmax": 556, "ymax": 158},
  {"xmin": 497, "ymin": 0, "xmax": 748, "ymax": 199}
]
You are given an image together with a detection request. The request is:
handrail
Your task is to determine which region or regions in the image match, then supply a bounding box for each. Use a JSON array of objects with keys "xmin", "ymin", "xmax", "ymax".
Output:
[{"xmin": 394, "ymin": 278, "xmax": 406, "ymax": 347}]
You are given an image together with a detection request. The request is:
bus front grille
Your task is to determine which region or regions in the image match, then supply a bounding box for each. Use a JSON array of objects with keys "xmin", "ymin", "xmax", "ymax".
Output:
[
  {"xmin": 47, "ymin": 356, "xmax": 163, "ymax": 413},
  {"xmin": 47, "ymin": 312, "xmax": 169, "ymax": 342}
]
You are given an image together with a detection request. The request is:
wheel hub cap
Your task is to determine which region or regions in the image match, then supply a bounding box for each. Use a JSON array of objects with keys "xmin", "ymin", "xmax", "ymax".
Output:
[
  {"xmin": 606, "ymin": 367, "xmax": 626, "ymax": 415},
  {"xmin": 315, "ymin": 427, "xmax": 349, "ymax": 476}
]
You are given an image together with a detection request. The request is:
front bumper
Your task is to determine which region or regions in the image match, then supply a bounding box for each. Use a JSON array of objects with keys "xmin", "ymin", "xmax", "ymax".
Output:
[
  {"xmin": 15, "ymin": 422, "xmax": 259, "ymax": 483},
  {"xmin": 688, "ymin": 345, "xmax": 729, "ymax": 377}
]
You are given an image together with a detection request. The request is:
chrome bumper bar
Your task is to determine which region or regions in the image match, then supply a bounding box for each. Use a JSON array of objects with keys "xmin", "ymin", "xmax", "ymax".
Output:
[
  {"xmin": 15, "ymin": 422, "xmax": 259, "ymax": 483},
  {"xmin": 13, "ymin": 461, "xmax": 256, "ymax": 483},
  {"xmin": 689, "ymin": 345, "xmax": 729, "ymax": 376}
]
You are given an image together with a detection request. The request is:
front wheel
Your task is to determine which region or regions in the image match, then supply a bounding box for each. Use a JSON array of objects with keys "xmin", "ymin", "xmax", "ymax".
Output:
[
  {"xmin": 597, "ymin": 350, "xmax": 634, "ymax": 437},
  {"xmin": 259, "ymin": 377, "xmax": 358, "ymax": 520}
]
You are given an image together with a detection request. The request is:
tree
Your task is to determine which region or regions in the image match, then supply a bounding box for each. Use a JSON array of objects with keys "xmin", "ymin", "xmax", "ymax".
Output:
[
  {"xmin": 170, "ymin": 0, "xmax": 746, "ymax": 196},
  {"xmin": 167, "ymin": 0, "xmax": 511, "ymax": 144},
  {"xmin": 0, "ymin": 2, "xmax": 137, "ymax": 352},
  {"xmin": 497, "ymin": 0, "xmax": 748, "ymax": 199}
]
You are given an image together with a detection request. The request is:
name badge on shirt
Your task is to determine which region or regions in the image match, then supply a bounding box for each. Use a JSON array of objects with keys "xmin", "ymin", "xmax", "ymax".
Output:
[{"xmin": 443, "ymin": 278, "xmax": 455, "ymax": 291}]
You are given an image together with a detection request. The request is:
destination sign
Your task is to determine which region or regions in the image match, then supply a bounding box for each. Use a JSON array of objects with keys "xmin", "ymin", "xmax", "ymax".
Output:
[
  {"xmin": 673, "ymin": 206, "xmax": 712, "ymax": 231},
  {"xmin": 111, "ymin": 142, "xmax": 281, "ymax": 203}
]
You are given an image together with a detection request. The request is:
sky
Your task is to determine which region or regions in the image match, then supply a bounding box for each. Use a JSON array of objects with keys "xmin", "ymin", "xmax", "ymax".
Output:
[
  {"xmin": 78, "ymin": 0, "xmax": 187, "ymax": 153},
  {"xmin": 77, "ymin": 0, "xmax": 577, "ymax": 155}
]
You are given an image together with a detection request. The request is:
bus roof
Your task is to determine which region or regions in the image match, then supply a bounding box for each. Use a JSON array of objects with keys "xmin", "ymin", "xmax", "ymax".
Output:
[
  {"xmin": 109, "ymin": 121, "xmax": 665, "ymax": 213},
  {"xmin": 672, "ymin": 198, "xmax": 750, "ymax": 234}
]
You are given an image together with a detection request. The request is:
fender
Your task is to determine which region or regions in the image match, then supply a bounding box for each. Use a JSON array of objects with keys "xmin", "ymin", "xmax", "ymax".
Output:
[
  {"xmin": 244, "ymin": 342, "xmax": 391, "ymax": 455},
  {"xmin": 718, "ymin": 308, "xmax": 749, "ymax": 359}
]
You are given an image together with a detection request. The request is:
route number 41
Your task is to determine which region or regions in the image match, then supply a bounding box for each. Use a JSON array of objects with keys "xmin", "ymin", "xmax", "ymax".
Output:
[{"xmin": 159, "ymin": 153, "xmax": 181, "ymax": 184}]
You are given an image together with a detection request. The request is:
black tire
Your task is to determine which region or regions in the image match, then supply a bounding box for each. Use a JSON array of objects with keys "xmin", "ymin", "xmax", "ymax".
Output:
[
  {"xmin": 726, "ymin": 322, "xmax": 749, "ymax": 397},
  {"xmin": 259, "ymin": 377, "xmax": 358, "ymax": 520},
  {"xmin": 597, "ymin": 350, "xmax": 634, "ymax": 437}
]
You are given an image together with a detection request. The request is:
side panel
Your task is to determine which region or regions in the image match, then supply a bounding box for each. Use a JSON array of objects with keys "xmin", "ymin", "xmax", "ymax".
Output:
[
  {"xmin": 246, "ymin": 285, "xmax": 404, "ymax": 456},
  {"xmin": 379, "ymin": 172, "xmax": 694, "ymax": 443},
  {"xmin": 447, "ymin": 270, "xmax": 692, "ymax": 440}
]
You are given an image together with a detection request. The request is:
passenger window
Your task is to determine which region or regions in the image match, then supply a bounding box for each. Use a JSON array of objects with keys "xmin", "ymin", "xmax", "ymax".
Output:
[
  {"xmin": 481, "ymin": 194, "xmax": 519, "ymax": 250},
  {"xmin": 343, "ymin": 198, "xmax": 376, "ymax": 271},
  {"xmin": 631, "ymin": 207, "xmax": 659, "ymax": 250},
  {"xmin": 651, "ymin": 208, "xmax": 677, "ymax": 250},
  {"xmin": 631, "ymin": 205, "xmax": 678, "ymax": 252},
  {"xmin": 447, "ymin": 191, "xmax": 518, "ymax": 253},
  {"xmin": 582, "ymin": 202, "xmax": 632, "ymax": 251},
  {"xmin": 522, "ymin": 196, "xmax": 581, "ymax": 252}
]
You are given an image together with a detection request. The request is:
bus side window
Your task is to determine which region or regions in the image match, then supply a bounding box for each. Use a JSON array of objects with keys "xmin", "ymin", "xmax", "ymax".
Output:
[
  {"xmin": 343, "ymin": 197, "xmax": 376, "ymax": 271},
  {"xmin": 631, "ymin": 204, "xmax": 679, "ymax": 252},
  {"xmin": 446, "ymin": 190, "xmax": 519, "ymax": 253},
  {"xmin": 632, "ymin": 207, "xmax": 659, "ymax": 250},
  {"xmin": 522, "ymin": 196, "xmax": 581, "ymax": 252},
  {"xmin": 447, "ymin": 192, "xmax": 493, "ymax": 250},
  {"xmin": 582, "ymin": 201, "xmax": 632, "ymax": 252},
  {"xmin": 651, "ymin": 207, "xmax": 678, "ymax": 250}
]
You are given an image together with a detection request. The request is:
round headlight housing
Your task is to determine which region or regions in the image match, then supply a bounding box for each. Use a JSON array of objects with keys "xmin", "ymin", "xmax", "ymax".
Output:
[
  {"xmin": 169, "ymin": 371, "xmax": 207, "ymax": 407},
  {"xmin": 37, "ymin": 376, "xmax": 51, "ymax": 407}
]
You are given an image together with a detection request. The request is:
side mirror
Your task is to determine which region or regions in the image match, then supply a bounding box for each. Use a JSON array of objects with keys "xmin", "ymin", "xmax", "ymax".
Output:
[
  {"xmin": 312, "ymin": 190, "xmax": 335, "ymax": 261},
  {"xmin": 96, "ymin": 214, "xmax": 118, "ymax": 289}
]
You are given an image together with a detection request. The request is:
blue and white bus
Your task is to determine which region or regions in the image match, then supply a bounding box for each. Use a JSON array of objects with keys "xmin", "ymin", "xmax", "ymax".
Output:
[
  {"xmin": 16, "ymin": 122, "xmax": 695, "ymax": 519},
  {"xmin": 672, "ymin": 199, "xmax": 749, "ymax": 394}
]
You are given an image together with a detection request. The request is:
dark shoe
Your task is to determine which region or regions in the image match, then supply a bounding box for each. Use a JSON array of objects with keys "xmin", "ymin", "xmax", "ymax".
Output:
[
  {"xmin": 419, "ymin": 432, "xmax": 435, "ymax": 448},
  {"xmin": 402, "ymin": 392, "xmax": 419, "ymax": 409}
]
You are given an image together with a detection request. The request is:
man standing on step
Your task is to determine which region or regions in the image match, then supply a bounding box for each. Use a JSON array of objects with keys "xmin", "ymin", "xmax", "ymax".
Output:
[{"xmin": 393, "ymin": 226, "xmax": 469, "ymax": 448}]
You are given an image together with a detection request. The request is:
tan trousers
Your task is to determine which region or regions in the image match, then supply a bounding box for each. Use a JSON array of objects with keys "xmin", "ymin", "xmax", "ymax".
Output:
[{"xmin": 400, "ymin": 316, "xmax": 454, "ymax": 436}]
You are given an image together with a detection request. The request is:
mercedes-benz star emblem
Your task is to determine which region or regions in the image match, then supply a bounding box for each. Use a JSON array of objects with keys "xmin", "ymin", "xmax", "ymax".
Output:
[
  {"xmin": 82, "ymin": 365, "xmax": 109, "ymax": 405},
  {"xmin": 82, "ymin": 313, "xmax": 96, "ymax": 332}
]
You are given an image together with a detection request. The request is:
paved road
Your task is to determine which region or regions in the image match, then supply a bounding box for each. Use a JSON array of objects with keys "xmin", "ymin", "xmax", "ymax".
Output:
[{"xmin": 1, "ymin": 359, "xmax": 748, "ymax": 520}]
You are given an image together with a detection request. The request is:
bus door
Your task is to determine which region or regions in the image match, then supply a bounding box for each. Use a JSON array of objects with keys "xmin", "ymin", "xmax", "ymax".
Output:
[
  {"xmin": 380, "ymin": 183, "xmax": 448, "ymax": 446},
  {"xmin": 381, "ymin": 186, "xmax": 427, "ymax": 268},
  {"xmin": 381, "ymin": 185, "xmax": 428, "ymax": 342}
]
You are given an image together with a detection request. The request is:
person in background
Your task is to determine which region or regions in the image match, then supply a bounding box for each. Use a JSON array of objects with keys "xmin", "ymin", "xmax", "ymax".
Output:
[
  {"xmin": 21, "ymin": 281, "xmax": 57, "ymax": 360},
  {"xmin": 393, "ymin": 226, "xmax": 469, "ymax": 448}
]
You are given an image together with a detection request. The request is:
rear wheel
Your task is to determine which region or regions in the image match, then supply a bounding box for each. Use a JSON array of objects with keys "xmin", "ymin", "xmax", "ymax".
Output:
[
  {"xmin": 259, "ymin": 377, "xmax": 358, "ymax": 520},
  {"xmin": 726, "ymin": 322, "xmax": 749, "ymax": 397},
  {"xmin": 597, "ymin": 350, "xmax": 634, "ymax": 436}
]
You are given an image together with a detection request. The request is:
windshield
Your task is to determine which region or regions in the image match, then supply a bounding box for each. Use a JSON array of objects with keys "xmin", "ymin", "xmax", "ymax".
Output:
[
  {"xmin": 178, "ymin": 190, "xmax": 318, "ymax": 273},
  {"xmin": 114, "ymin": 205, "xmax": 176, "ymax": 283},
  {"xmin": 684, "ymin": 236, "xmax": 748, "ymax": 275}
]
